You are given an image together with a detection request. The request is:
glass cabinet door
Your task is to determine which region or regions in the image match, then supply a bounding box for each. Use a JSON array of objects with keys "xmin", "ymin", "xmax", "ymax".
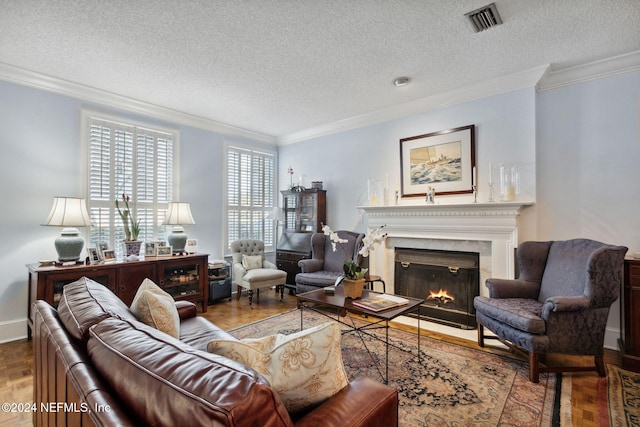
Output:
[
  {"xmin": 299, "ymin": 193, "xmax": 318, "ymax": 232},
  {"xmin": 283, "ymin": 193, "xmax": 299, "ymax": 231},
  {"xmin": 158, "ymin": 262, "xmax": 201, "ymax": 299}
]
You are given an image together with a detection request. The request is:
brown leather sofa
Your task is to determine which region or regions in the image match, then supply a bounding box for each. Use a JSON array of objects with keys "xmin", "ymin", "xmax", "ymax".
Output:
[{"xmin": 32, "ymin": 277, "xmax": 398, "ymax": 427}]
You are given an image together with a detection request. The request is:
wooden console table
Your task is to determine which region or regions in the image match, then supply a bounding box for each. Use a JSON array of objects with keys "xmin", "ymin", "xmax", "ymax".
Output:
[
  {"xmin": 620, "ymin": 257, "xmax": 640, "ymax": 372},
  {"xmin": 27, "ymin": 253, "xmax": 208, "ymax": 338}
]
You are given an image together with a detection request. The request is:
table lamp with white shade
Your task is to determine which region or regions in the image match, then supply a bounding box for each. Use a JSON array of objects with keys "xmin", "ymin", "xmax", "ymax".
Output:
[
  {"xmin": 42, "ymin": 196, "xmax": 93, "ymax": 263},
  {"xmin": 163, "ymin": 202, "xmax": 195, "ymax": 254}
]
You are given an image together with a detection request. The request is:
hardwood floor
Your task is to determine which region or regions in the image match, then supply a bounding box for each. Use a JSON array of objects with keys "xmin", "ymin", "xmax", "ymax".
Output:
[{"xmin": 0, "ymin": 290, "xmax": 620, "ymax": 426}]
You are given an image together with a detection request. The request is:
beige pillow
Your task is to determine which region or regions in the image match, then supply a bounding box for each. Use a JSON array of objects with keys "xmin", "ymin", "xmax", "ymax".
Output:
[
  {"xmin": 207, "ymin": 322, "xmax": 348, "ymax": 413},
  {"xmin": 130, "ymin": 278, "xmax": 180, "ymax": 338},
  {"xmin": 242, "ymin": 254, "xmax": 263, "ymax": 270}
]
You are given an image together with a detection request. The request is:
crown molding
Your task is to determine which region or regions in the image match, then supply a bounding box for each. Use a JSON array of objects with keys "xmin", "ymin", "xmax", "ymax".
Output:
[
  {"xmin": 277, "ymin": 65, "xmax": 550, "ymax": 145},
  {"xmin": 536, "ymin": 50, "xmax": 640, "ymax": 92},
  {"xmin": 0, "ymin": 62, "xmax": 277, "ymax": 145}
]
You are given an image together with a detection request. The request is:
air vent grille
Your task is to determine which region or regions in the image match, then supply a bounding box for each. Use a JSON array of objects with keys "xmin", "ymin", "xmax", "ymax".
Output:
[{"xmin": 465, "ymin": 3, "xmax": 503, "ymax": 32}]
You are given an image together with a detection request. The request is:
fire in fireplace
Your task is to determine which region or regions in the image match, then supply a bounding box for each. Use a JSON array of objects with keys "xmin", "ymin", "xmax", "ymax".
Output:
[{"xmin": 394, "ymin": 248, "xmax": 479, "ymax": 329}]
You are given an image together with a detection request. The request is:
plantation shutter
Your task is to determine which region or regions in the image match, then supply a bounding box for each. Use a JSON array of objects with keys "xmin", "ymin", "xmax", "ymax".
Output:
[
  {"xmin": 226, "ymin": 146, "xmax": 276, "ymax": 252},
  {"xmin": 86, "ymin": 114, "xmax": 176, "ymax": 255}
]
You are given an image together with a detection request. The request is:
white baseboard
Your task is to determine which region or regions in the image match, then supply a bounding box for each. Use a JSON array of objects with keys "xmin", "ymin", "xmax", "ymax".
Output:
[{"xmin": 0, "ymin": 318, "xmax": 28, "ymax": 343}]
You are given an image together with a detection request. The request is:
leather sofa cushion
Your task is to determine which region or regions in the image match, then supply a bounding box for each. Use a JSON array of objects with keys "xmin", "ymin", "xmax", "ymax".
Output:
[
  {"xmin": 179, "ymin": 316, "xmax": 237, "ymax": 351},
  {"xmin": 58, "ymin": 277, "xmax": 138, "ymax": 342},
  {"xmin": 87, "ymin": 317, "xmax": 294, "ymax": 427}
]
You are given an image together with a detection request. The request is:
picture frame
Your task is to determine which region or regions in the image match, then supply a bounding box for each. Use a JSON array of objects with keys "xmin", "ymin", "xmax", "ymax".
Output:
[
  {"xmin": 185, "ymin": 239, "xmax": 198, "ymax": 254},
  {"xmin": 96, "ymin": 241, "xmax": 109, "ymax": 258},
  {"xmin": 157, "ymin": 246, "xmax": 173, "ymax": 257},
  {"xmin": 145, "ymin": 241, "xmax": 163, "ymax": 256},
  {"xmin": 102, "ymin": 249, "xmax": 116, "ymax": 262},
  {"xmin": 399, "ymin": 124, "xmax": 475, "ymax": 198},
  {"xmin": 87, "ymin": 247, "xmax": 101, "ymax": 265}
]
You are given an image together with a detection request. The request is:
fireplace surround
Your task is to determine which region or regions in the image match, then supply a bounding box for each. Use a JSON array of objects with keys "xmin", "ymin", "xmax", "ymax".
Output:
[{"xmin": 360, "ymin": 202, "xmax": 533, "ymax": 300}]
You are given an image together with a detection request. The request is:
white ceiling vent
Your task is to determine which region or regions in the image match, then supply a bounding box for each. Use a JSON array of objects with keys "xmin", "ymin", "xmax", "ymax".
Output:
[{"xmin": 465, "ymin": 3, "xmax": 503, "ymax": 32}]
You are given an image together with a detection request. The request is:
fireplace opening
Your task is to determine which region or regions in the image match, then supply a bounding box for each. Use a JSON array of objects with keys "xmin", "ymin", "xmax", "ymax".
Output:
[{"xmin": 394, "ymin": 248, "xmax": 479, "ymax": 329}]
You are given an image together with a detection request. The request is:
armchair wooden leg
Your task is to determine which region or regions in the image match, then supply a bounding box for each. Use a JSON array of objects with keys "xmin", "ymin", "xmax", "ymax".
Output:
[
  {"xmin": 248, "ymin": 290, "xmax": 254, "ymax": 306},
  {"xmin": 595, "ymin": 356, "xmax": 606, "ymax": 377},
  {"xmin": 278, "ymin": 285, "xmax": 284, "ymax": 301},
  {"xmin": 477, "ymin": 324, "xmax": 485, "ymax": 347},
  {"xmin": 529, "ymin": 353, "xmax": 540, "ymax": 383},
  {"xmin": 236, "ymin": 286, "xmax": 242, "ymax": 300}
]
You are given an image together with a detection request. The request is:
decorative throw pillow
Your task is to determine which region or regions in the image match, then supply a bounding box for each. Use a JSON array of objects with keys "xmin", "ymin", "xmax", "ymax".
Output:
[
  {"xmin": 207, "ymin": 322, "xmax": 348, "ymax": 413},
  {"xmin": 242, "ymin": 254, "xmax": 263, "ymax": 270},
  {"xmin": 130, "ymin": 278, "xmax": 180, "ymax": 338}
]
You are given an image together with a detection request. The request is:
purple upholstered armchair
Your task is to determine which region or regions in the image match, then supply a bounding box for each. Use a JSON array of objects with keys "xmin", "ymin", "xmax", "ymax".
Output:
[
  {"xmin": 474, "ymin": 238, "xmax": 627, "ymax": 382},
  {"xmin": 295, "ymin": 230, "xmax": 364, "ymax": 294}
]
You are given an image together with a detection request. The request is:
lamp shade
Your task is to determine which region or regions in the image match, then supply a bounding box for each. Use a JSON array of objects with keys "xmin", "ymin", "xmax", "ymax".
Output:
[
  {"xmin": 163, "ymin": 202, "xmax": 195, "ymax": 253},
  {"xmin": 42, "ymin": 197, "xmax": 92, "ymax": 263},
  {"xmin": 163, "ymin": 202, "xmax": 195, "ymax": 225},
  {"xmin": 43, "ymin": 197, "xmax": 92, "ymax": 227}
]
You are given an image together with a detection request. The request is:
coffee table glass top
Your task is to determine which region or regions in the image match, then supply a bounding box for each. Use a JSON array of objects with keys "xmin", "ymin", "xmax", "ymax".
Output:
[{"xmin": 296, "ymin": 287, "xmax": 423, "ymax": 320}]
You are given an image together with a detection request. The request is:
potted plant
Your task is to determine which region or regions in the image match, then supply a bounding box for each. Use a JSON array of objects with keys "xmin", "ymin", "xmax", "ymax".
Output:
[
  {"xmin": 322, "ymin": 224, "xmax": 387, "ymax": 298},
  {"xmin": 115, "ymin": 193, "xmax": 142, "ymax": 256}
]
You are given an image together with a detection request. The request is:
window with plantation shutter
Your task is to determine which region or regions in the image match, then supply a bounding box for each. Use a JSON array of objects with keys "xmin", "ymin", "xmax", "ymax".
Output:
[
  {"xmin": 226, "ymin": 145, "xmax": 276, "ymax": 252},
  {"xmin": 84, "ymin": 111, "xmax": 178, "ymax": 256}
]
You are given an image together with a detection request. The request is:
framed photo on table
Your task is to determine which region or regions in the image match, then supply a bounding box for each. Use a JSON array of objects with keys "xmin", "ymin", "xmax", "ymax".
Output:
[
  {"xmin": 88, "ymin": 247, "xmax": 101, "ymax": 265},
  {"xmin": 399, "ymin": 124, "xmax": 475, "ymax": 198},
  {"xmin": 102, "ymin": 249, "xmax": 116, "ymax": 262},
  {"xmin": 157, "ymin": 246, "xmax": 173, "ymax": 257},
  {"xmin": 96, "ymin": 241, "xmax": 109, "ymax": 258}
]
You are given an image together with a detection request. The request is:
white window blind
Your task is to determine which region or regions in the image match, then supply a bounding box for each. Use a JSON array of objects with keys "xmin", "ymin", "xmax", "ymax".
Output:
[
  {"xmin": 226, "ymin": 146, "xmax": 276, "ymax": 251},
  {"xmin": 86, "ymin": 114, "xmax": 177, "ymax": 255}
]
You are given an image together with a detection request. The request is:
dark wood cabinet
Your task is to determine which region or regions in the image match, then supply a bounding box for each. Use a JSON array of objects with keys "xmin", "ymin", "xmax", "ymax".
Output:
[
  {"xmin": 620, "ymin": 257, "xmax": 640, "ymax": 372},
  {"xmin": 27, "ymin": 254, "xmax": 209, "ymax": 338},
  {"xmin": 281, "ymin": 189, "xmax": 326, "ymax": 233},
  {"xmin": 277, "ymin": 189, "xmax": 326, "ymax": 288}
]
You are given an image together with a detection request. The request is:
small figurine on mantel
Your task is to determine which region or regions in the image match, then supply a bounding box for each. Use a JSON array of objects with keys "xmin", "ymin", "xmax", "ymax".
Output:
[{"xmin": 425, "ymin": 186, "xmax": 435, "ymax": 204}]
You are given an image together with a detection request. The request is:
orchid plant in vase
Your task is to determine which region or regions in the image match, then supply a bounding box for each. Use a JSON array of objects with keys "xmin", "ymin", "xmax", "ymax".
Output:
[
  {"xmin": 322, "ymin": 224, "xmax": 387, "ymax": 288},
  {"xmin": 115, "ymin": 193, "xmax": 141, "ymax": 242}
]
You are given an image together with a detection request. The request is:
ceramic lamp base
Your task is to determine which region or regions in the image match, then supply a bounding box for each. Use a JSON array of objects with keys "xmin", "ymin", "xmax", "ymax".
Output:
[
  {"xmin": 54, "ymin": 227, "xmax": 85, "ymax": 262},
  {"xmin": 168, "ymin": 227, "xmax": 188, "ymax": 253}
]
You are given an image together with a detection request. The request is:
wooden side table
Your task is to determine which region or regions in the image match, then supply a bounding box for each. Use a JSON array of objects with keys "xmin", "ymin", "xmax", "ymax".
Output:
[
  {"xmin": 620, "ymin": 257, "xmax": 640, "ymax": 372},
  {"xmin": 365, "ymin": 275, "xmax": 386, "ymax": 293}
]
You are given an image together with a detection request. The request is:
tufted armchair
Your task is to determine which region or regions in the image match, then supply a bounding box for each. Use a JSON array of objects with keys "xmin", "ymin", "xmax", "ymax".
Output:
[
  {"xmin": 295, "ymin": 230, "xmax": 364, "ymax": 294},
  {"xmin": 474, "ymin": 238, "xmax": 627, "ymax": 382},
  {"xmin": 230, "ymin": 240, "xmax": 287, "ymax": 306}
]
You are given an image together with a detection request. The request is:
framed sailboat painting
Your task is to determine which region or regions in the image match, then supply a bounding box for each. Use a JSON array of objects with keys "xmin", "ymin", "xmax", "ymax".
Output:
[{"xmin": 399, "ymin": 124, "xmax": 475, "ymax": 198}]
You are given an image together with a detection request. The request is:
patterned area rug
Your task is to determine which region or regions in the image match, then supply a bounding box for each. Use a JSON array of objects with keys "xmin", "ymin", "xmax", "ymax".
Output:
[
  {"xmin": 230, "ymin": 309, "xmax": 557, "ymax": 426},
  {"xmin": 599, "ymin": 364, "xmax": 640, "ymax": 426}
]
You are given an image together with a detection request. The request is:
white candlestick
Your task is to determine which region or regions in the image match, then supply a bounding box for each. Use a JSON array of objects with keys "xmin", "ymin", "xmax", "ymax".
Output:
[
  {"xmin": 472, "ymin": 166, "xmax": 477, "ymax": 186},
  {"xmin": 488, "ymin": 162, "xmax": 493, "ymax": 185}
]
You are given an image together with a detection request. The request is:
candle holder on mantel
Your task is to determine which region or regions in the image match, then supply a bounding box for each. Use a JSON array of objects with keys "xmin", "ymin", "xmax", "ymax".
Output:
[{"xmin": 472, "ymin": 185, "xmax": 478, "ymax": 203}]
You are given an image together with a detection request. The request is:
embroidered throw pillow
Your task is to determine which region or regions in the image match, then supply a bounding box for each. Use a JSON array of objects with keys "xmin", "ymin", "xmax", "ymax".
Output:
[
  {"xmin": 130, "ymin": 278, "xmax": 180, "ymax": 338},
  {"xmin": 207, "ymin": 322, "xmax": 348, "ymax": 413},
  {"xmin": 242, "ymin": 254, "xmax": 263, "ymax": 270}
]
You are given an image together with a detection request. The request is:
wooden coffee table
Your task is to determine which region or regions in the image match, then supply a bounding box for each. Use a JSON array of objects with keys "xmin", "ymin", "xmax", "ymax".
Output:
[{"xmin": 296, "ymin": 287, "xmax": 423, "ymax": 384}]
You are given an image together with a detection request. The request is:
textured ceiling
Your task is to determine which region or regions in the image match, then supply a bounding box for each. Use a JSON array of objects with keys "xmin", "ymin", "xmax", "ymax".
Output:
[{"xmin": 1, "ymin": 0, "xmax": 639, "ymax": 140}]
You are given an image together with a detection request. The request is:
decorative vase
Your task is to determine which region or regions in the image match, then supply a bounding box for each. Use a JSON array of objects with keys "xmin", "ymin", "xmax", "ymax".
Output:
[
  {"xmin": 123, "ymin": 240, "xmax": 142, "ymax": 257},
  {"xmin": 342, "ymin": 278, "xmax": 365, "ymax": 299}
]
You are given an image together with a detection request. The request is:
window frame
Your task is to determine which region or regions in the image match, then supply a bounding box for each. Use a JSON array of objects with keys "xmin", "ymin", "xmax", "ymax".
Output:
[
  {"xmin": 224, "ymin": 142, "xmax": 278, "ymax": 255},
  {"xmin": 81, "ymin": 109, "xmax": 180, "ymax": 253}
]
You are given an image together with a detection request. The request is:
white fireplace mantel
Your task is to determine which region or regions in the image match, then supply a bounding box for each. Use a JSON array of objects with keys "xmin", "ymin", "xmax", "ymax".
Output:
[{"xmin": 359, "ymin": 201, "xmax": 534, "ymax": 292}]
